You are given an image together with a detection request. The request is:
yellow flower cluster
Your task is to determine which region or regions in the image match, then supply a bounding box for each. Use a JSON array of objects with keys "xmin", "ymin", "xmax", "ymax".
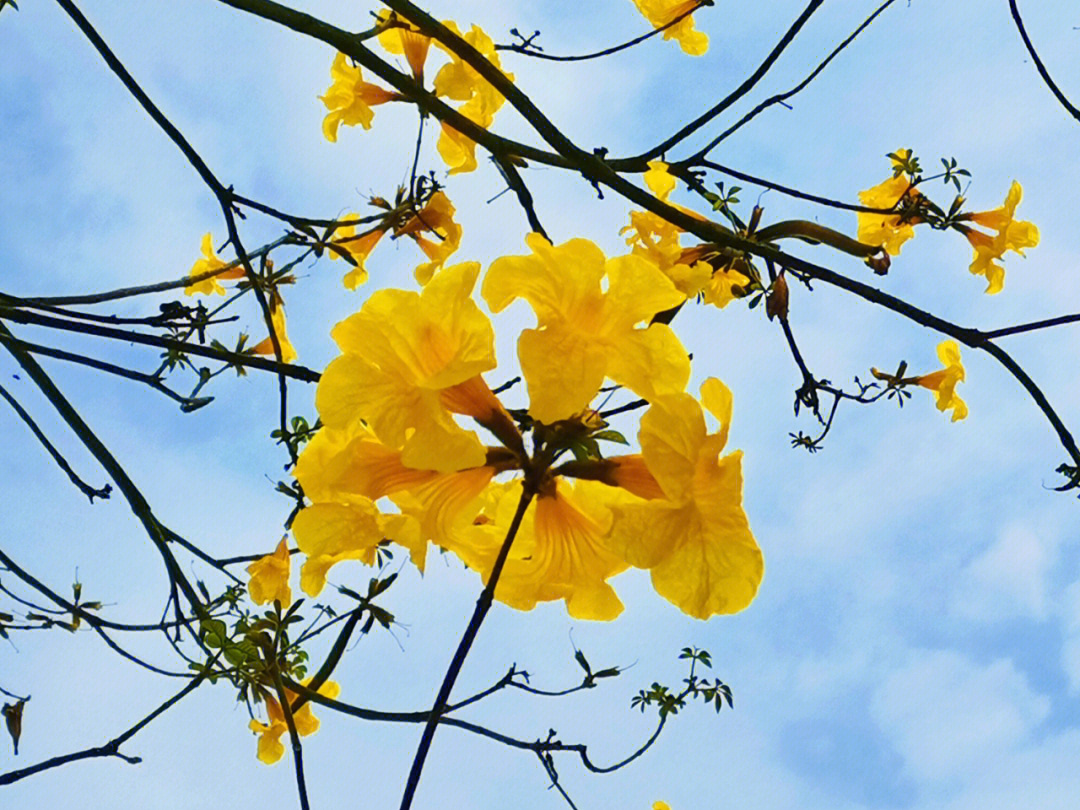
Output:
[
  {"xmin": 265, "ymin": 235, "xmax": 763, "ymax": 623},
  {"xmin": 319, "ymin": 14, "xmax": 512, "ymax": 176},
  {"xmin": 856, "ymin": 150, "xmax": 1038, "ymax": 293},
  {"xmin": 622, "ymin": 161, "xmax": 749, "ymax": 307}
]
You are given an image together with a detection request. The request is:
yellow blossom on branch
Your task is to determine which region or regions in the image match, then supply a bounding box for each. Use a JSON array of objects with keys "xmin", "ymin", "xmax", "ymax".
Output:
[
  {"xmin": 630, "ymin": 0, "xmax": 710, "ymax": 55},
  {"xmin": 250, "ymin": 295, "xmax": 298, "ymax": 364},
  {"xmin": 914, "ymin": 339, "xmax": 968, "ymax": 422},
  {"xmin": 960, "ymin": 181, "xmax": 1039, "ymax": 294},
  {"xmin": 249, "ymin": 680, "xmax": 340, "ymax": 764},
  {"xmin": 246, "ymin": 537, "xmax": 292, "ymax": 607},
  {"xmin": 376, "ymin": 11, "xmax": 432, "ymax": 83},
  {"xmin": 604, "ymin": 378, "xmax": 763, "ymax": 619},
  {"xmin": 623, "ymin": 162, "xmax": 743, "ymax": 303},
  {"xmin": 484, "ymin": 233, "xmax": 689, "ymax": 423},
  {"xmin": 855, "ymin": 150, "xmax": 923, "ymax": 256},
  {"xmin": 184, "ymin": 232, "xmax": 245, "ymax": 296},
  {"xmin": 325, "ymin": 214, "xmax": 385, "ymax": 290},
  {"xmin": 292, "ymin": 421, "xmax": 496, "ymax": 579},
  {"xmin": 644, "ymin": 160, "xmax": 678, "ymax": 201},
  {"xmin": 316, "ymin": 261, "xmax": 496, "ymax": 472},
  {"xmin": 394, "ymin": 191, "xmax": 463, "ymax": 285},
  {"xmin": 432, "ymin": 22, "xmax": 513, "ymax": 174},
  {"xmin": 320, "ymin": 53, "xmax": 398, "ymax": 142}
]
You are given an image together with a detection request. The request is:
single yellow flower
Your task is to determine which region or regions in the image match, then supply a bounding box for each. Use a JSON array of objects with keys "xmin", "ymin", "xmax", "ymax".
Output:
[
  {"xmin": 326, "ymin": 215, "xmax": 385, "ymax": 290},
  {"xmin": 394, "ymin": 191, "xmax": 463, "ymax": 284},
  {"xmin": 605, "ymin": 379, "xmax": 763, "ymax": 619},
  {"xmin": 375, "ymin": 11, "xmax": 431, "ymax": 83},
  {"xmin": 251, "ymin": 296, "xmax": 298, "ymax": 364},
  {"xmin": 320, "ymin": 53, "xmax": 398, "ymax": 142},
  {"xmin": 292, "ymin": 420, "xmax": 498, "ymax": 576},
  {"xmin": 432, "ymin": 23, "xmax": 513, "ymax": 174},
  {"xmin": 630, "ymin": 0, "xmax": 709, "ymax": 55},
  {"xmin": 644, "ymin": 161, "xmax": 678, "ymax": 201},
  {"xmin": 184, "ymin": 233, "xmax": 245, "ymax": 296},
  {"xmin": 249, "ymin": 680, "xmax": 340, "ymax": 765},
  {"xmin": 484, "ymin": 234, "xmax": 689, "ymax": 423},
  {"xmin": 247, "ymin": 537, "xmax": 292, "ymax": 606},
  {"xmin": 856, "ymin": 173, "xmax": 921, "ymax": 256},
  {"xmin": 961, "ymin": 181, "xmax": 1039, "ymax": 294},
  {"xmin": 291, "ymin": 498, "xmax": 419, "ymax": 595},
  {"xmin": 461, "ymin": 480, "xmax": 629, "ymax": 621},
  {"xmin": 701, "ymin": 264, "xmax": 750, "ymax": 308},
  {"xmin": 914, "ymin": 340, "xmax": 968, "ymax": 421},
  {"xmin": 316, "ymin": 261, "xmax": 496, "ymax": 472}
]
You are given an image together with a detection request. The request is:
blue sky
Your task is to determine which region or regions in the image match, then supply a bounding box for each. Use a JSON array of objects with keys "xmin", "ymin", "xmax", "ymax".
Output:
[{"xmin": 3, "ymin": 1, "xmax": 1080, "ymax": 808}]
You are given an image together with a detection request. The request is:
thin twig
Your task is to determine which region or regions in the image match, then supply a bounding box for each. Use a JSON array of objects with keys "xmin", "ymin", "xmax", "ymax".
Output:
[
  {"xmin": 632, "ymin": 0, "xmax": 825, "ymax": 162},
  {"xmin": 495, "ymin": 1, "xmax": 708, "ymax": 63},
  {"xmin": 0, "ymin": 307, "xmax": 320, "ymax": 382},
  {"xmin": 398, "ymin": 488, "xmax": 535, "ymax": 810},
  {"xmin": 0, "ymin": 663, "xmax": 212, "ymax": 785},
  {"xmin": 694, "ymin": 0, "xmax": 899, "ymax": 156},
  {"xmin": 0, "ymin": 380, "xmax": 111, "ymax": 501},
  {"xmin": 1008, "ymin": 0, "xmax": 1080, "ymax": 123}
]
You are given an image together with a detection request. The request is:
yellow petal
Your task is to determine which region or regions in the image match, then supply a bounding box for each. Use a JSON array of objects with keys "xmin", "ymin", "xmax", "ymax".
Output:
[
  {"xmin": 638, "ymin": 392, "xmax": 708, "ymax": 503},
  {"xmin": 606, "ymin": 324, "xmax": 690, "ymax": 403},
  {"xmin": 246, "ymin": 537, "xmax": 292, "ymax": 606},
  {"xmin": 644, "ymin": 161, "xmax": 677, "ymax": 201},
  {"xmin": 292, "ymin": 502, "xmax": 383, "ymax": 596},
  {"xmin": 699, "ymin": 377, "xmax": 733, "ymax": 450},
  {"xmin": 517, "ymin": 326, "xmax": 608, "ymax": 424},
  {"xmin": 648, "ymin": 451, "xmax": 763, "ymax": 619},
  {"xmin": 483, "ymin": 234, "xmax": 607, "ymax": 324}
]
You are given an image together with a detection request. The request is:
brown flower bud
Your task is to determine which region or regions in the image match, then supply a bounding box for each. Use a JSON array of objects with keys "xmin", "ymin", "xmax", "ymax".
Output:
[{"xmin": 766, "ymin": 273, "xmax": 789, "ymax": 321}]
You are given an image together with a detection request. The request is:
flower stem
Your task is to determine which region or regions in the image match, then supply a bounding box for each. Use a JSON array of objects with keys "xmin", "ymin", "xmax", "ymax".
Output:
[{"xmin": 398, "ymin": 487, "xmax": 535, "ymax": 810}]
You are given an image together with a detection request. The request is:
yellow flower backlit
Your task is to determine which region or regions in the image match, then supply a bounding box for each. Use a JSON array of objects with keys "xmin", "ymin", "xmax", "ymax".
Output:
[
  {"xmin": 316, "ymin": 261, "xmax": 496, "ymax": 472},
  {"xmin": 623, "ymin": 162, "xmax": 740, "ymax": 302},
  {"xmin": 394, "ymin": 191, "xmax": 463, "ymax": 284},
  {"xmin": 461, "ymin": 480, "xmax": 629, "ymax": 621},
  {"xmin": 249, "ymin": 680, "xmax": 340, "ymax": 764},
  {"xmin": 320, "ymin": 53, "xmax": 398, "ymax": 142},
  {"xmin": 326, "ymin": 215, "xmax": 385, "ymax": 290},
  {"xmin": 247, "ymin": 537, "xmax": 292, "ymax": 607},
  {"xmin": 432, "ymin": 23, "xmax": 513, "ymax": 174},
  {"xmin": 915, "ymin": 340, "xmax": 968, "ymax": 422},
  {"xmin": 292, "ymin": 420, "xmax": 495, "ymax": 577},
  {"xmin": 484, "ymin": 233, "xmax": 689, "ymax": 423},
  {"xmin": 184, "ymin": 233, "xmax": 245, "ymax": 296},
  {"xmin": 376, "ymin": 11, "xmax": 431, "ymax": 82},
  {"xmin": 606, "ymin": 379, "xmax": 763, "ymax": 619},
  {"xmin": 630, "ymin": 0, "xmax": 709, "ymax": 55},
  {"xmin": 962, "ymin": 181, "xmax": 1039, "ymax": 294},
  {"xmin": 856, "ymin": 173, "xmax": 921, "ymax": 256},
  {"xmin": 251, "ymin": 296, "xmax": 298, "ymax": 364}
]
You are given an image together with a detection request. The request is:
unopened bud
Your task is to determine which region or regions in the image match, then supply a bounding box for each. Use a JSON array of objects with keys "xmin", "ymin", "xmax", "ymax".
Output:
[
  {"xmin": 865, "ymin": 252, "xmax": 891, "ymax": 276},
  {"xmin": 766, "ymin": 274, "xmax": 789, "ymax": 321}
]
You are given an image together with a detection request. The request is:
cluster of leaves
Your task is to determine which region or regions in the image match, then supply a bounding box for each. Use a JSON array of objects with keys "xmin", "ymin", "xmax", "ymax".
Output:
[{"xmin": 631, "ymin": 647, "xmax": 733, "ymax": 719}]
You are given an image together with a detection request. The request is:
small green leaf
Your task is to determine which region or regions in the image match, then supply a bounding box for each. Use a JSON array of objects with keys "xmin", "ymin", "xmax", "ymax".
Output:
[{"xmin": 592, "ymin": 430, "xmax": 628, "ymax": 445}]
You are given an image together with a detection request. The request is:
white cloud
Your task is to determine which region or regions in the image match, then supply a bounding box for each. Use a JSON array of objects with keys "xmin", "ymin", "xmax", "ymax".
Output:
[
  {"xmin": 952, "ymin": 523, "xmax": 1061, "ymax": 622},
  {"xmin": 871, "ymin": 650, "xmax": 1050, "ymax": 785}
]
